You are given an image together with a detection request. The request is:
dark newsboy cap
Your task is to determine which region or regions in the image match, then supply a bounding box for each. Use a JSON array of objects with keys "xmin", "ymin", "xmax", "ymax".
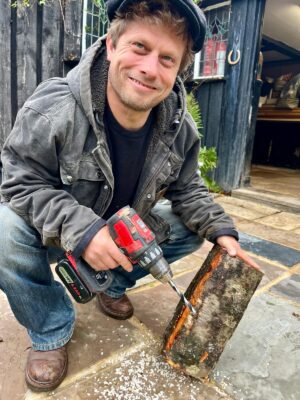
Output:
[{"xmin": 105, "ymin": 0, "xmax": 207, "ymax": 52}]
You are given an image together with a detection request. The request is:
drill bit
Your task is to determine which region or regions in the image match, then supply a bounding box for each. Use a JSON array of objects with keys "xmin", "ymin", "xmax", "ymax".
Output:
[{"xmin": 169, "ymin": 279, "xmax": 197, "ymax": 315}]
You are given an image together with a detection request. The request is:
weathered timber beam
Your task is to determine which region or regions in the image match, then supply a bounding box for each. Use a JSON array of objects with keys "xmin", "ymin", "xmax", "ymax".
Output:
[{"xmin": 162, "ymin": 244, "xmax": 263, "ymax": 379}]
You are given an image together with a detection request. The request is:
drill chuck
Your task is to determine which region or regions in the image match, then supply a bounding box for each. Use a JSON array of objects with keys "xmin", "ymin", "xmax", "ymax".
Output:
[
  {"xmin": 148, "ymin": 257, "xmax": 173, "ymax": 283},
  {"xmin": 137, "ymin": 242, "xmax": 173, "ymax": 282}
]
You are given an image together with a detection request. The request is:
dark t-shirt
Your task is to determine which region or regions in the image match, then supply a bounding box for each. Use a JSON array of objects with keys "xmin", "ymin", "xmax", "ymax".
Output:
[{"xmin": 102, "ymin": 104, "xmax": 153, "ymax": 219}]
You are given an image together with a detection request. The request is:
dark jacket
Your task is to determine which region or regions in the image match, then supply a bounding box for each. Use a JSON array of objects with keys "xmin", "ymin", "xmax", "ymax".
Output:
[{"xmin": 0, "ymin": 37, "xmax": 237, "ymax": 256}]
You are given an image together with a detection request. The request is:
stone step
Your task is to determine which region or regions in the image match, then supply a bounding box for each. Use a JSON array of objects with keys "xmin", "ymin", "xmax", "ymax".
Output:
[{"xmin": 232, "ymin": 188, "xmax": 300, "ymax": 214}]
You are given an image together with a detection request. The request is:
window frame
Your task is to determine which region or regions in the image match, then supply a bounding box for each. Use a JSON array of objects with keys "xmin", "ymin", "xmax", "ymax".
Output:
[
  {"xmin": 193, "ymin": 1, "xmax": 231, "ymax": 81},
  {"xmin": 82, "ymin": 0, "xmax": 109, "ymax": 54}
]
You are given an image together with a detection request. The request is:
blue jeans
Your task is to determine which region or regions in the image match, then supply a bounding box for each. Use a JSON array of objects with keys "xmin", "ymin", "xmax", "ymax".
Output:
[{"xmin": 0, "ymin": 201, "xmax": 203, "ymax": 351}]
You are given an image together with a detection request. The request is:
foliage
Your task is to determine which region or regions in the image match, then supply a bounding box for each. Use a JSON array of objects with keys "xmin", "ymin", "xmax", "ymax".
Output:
[
  {"xmin": 186, "ymin": 92, "xmax": 203, "ymax": 136},
  {"xmin": 198, "ymin": 147, "xmax": 221, "ymax": 192},
  {"xmin": 11, "ymin": 0, "xmax": 46, "ymax": 7},
  {"xmin": 11, "ymin": 0, "xmax": 102, "ymax": 7},
  {"xmin": 11, "ymin": 0, "xmax": 200, "ymax": 8},
  {"xmin": 186, "ymin": 93, "xmax": 220, "ymax": 192}
]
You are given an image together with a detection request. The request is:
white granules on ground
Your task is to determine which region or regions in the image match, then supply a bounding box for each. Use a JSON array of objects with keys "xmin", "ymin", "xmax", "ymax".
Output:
[{"xmin": 88, "ymin": 351, "xmax": 203, "ymax": 400}]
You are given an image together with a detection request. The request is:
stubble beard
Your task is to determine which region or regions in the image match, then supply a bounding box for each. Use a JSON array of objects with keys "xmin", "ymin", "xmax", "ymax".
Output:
[{"xmin": 108, "ymin": 71, "xmax": 163, "ymax": 112}]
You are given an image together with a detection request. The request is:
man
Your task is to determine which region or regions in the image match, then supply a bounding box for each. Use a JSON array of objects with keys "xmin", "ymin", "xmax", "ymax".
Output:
[{"xmin": 0, "ymin": 0, "xmax": 258, "ymax": 392}]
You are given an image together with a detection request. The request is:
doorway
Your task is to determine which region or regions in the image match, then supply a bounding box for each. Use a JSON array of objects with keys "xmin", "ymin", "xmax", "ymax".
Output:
[{"xmin": 251, "ymin": 0, "xmax": 300, "ymax": 199}]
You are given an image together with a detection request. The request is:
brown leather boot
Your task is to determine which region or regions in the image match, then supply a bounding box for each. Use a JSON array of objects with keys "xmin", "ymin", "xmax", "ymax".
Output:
[
  {"xmin": 25, "ymin": 346, "xmax": 68, "ymax": 392},
  {"xmin": 97, "ymin": 293, "xmax": 134, "ymax": 320}
]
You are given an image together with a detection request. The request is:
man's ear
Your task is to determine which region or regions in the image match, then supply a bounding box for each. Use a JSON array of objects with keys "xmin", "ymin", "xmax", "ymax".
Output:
[{"xmin": 106, "ymin": 34, "xmax": 114, "ymax": 62}]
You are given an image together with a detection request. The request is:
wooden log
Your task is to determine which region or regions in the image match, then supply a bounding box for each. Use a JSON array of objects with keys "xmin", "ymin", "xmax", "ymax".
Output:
[{"xmin": 163, "ymin": 244, "xmax": 263, "ymax": 379}]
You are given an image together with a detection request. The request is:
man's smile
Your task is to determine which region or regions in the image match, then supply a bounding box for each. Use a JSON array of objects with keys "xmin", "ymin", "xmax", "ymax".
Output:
[{"xmin": 129, "ymin": 77, "xmax": 157, "ymax": 90}]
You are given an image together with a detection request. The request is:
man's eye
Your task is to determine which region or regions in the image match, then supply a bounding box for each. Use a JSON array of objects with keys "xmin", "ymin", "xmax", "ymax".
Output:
[
  {"xmin": 133, "ymin": 42, "xmax": 145, "ymax": 49},
  {"xmin": 161, "ymin": 55, "xmax": 175, "ymax": 65}
]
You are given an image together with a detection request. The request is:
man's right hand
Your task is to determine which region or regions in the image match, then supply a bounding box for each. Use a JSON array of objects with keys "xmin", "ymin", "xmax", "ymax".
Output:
[{"xmin": 82, "ymin": 226, "xmax": 133, "ymax": 272}]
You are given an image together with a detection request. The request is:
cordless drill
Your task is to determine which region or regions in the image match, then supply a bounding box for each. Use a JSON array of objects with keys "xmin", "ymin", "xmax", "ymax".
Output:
[{"xmin": 56, "ymin": 206, "xmax": 196, "ymax": 314}]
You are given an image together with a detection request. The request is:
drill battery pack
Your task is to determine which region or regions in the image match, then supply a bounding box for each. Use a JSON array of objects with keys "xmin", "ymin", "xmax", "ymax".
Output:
[{"xmin": 56, "ymin": 256, "xmax": 113, "ymax": 304}]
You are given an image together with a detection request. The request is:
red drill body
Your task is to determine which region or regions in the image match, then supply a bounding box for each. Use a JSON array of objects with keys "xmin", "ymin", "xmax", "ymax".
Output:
[{"xmin": 107, "ymin": 207, "xmax": 172, "ymax": 283}]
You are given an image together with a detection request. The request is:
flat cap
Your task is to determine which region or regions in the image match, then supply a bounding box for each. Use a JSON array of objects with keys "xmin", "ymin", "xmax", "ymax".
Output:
[{"xmin": 105, "ymin": 0, "xmax": 207, "ymax": 52}]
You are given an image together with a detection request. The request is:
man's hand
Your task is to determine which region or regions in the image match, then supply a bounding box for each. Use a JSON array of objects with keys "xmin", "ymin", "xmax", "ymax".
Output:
[
  {"xmin": 216, "ymin": 235, "xmax": 261, "ymax": 271},
  {"xmin": 82, "ymin": 226, "xmax": 133, "ymax": 272}
]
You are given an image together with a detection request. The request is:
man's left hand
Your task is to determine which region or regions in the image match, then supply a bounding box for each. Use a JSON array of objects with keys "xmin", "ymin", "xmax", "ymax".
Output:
[{"xmin": 216, "ymin": 235, "xmax": 261, "ymax": 271}]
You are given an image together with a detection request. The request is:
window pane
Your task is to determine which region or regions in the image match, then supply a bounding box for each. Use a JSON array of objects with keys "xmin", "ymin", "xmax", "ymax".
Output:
[
  {"xmin": 82, "ymin": 0, "xmax": 109, "ymax": 53},
  {"xmin": 194, "ymin": 3, "xmax": 231, "ymax": 80}
]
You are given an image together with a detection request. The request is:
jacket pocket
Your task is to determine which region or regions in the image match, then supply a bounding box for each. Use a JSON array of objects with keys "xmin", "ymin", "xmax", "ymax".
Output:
[
  {"xmin": 156, "ymin": 152, "xmax": 183, "ymax": 192},
  {"xmin": 59, "ymin": 159, "xmax": 105, "ymax": 208},
  {"xmin": 143, "ymin": 211, "xmax": 170, "ymax": 244}
]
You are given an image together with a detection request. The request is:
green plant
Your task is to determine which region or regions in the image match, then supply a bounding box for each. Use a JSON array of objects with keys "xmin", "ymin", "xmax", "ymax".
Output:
[
  {"xmin": 11, "ymin": 0, "xmax": 46, "ymax": 7},
  {"xmin": 198, "ymin": 146, "xmax": 220, "ymax": 192},
  {"xmin": 186, "ymin": 93, "xmax": 220, "ymax": 192},
  {"xmin": 186, "ymin": 92, "xmax": 203, "ymax": 136}
]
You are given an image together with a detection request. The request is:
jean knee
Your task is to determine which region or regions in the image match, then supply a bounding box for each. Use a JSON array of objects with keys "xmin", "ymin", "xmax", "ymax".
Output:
[
  {"xmin": 154, "ymin": 202, "xmax": 201, "ymax": 242},
  {"xmin": 0, "ymin": 204, "xmax": 45, "ymax": 279}
]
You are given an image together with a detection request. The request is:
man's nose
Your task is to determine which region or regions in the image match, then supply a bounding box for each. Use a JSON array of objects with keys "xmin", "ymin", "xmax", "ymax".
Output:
[{"xmin": 140, "ymin": 53, "xmax": 159, "ymax": 79}]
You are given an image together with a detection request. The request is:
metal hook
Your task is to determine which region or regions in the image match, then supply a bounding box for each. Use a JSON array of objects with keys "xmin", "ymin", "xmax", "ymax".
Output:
[{"xmin": 227, "ymin": 49, "xmax": 241, "ymax": 65}]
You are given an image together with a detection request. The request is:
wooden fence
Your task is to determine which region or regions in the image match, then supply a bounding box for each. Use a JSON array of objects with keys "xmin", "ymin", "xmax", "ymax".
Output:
[{"xmin": 0, "ymin": 0, "xmax": 83, "ymax": 153}]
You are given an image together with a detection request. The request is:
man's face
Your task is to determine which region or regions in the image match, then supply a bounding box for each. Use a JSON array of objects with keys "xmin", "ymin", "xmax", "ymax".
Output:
[{"xmin": 106, "ymin": 20, "xmax": 186, "ymax": 114}]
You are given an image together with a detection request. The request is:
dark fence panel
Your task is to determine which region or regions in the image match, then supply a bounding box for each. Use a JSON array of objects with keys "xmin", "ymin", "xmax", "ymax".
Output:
[
  {"xmin": 16, "ymin": 4, "xmax": 38, "ymax": 110},
  {"xmin": 42, "ymin": 2, "xmax": 63, "ymax": 80},
  {"xmin": 64, "ymin": 0, "xmax": 82, "ymax": 68},
  {"xmin": 0, "ymin": 3, "xmax": 12, "ymax": 151},
  {"xmin": 0, "ymin": 0, "xmax": 83, "ymax": 155}
]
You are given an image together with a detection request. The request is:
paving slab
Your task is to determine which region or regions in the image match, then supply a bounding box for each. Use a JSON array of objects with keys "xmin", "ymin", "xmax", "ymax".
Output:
[
  {"xmin": 130, "ymin": 282, "xmax": 180, "ymax": 339},
  {"xmin": 1, "ymin": 292, "xmax": 149, "ymax": 400},
  {"xmin": 212, "ymin": 292, "xmax": 300, "ymax": 400},
  {"xmin": 129, "ymin": 253, "xmax": 300, "ymax": 400},
  {"xmin": 247, "ymin": 256, "xmax": 288, "ymax": 289},
  {"xmin": 215, "ymin": 196, "xmax": 279, "ymax": 221},
  {"xmin": 216, "ymin": 196, "xmax": 279, "ymax": 216},
  {"xmin": 233, "ymin": 219, "xmax": 300, "ymax": 251},
  {"xmin": 66, "ymin": 298, "xmax": 146, "ymax": 378},
  {"xmin": 270, "ymin": 274, "xmax": 300, "ymax": 304},
  {"xmin": 257, "ymin": 212, "xmax": 300, "ymax": 231},
  {"xmin": 232, "ymin": 188, "xmax": 300, "ymax": 214},
  {"xmin": 292, "ymin": 263, "xmax": 300, "ymax": 275},
  {"xmin": 40, "ymin": 343, "xmax": 231, "ymax": 400},
  {"xmin": 0, "ymin": 292, "xmax": 30, "ymax": 400},
  {"xmin": 238, "ymin": 233, "xmax": 300, "ymax": 267},
  {"xmin": 214, "ymin": 201, "xmax": 274, "ymax": 221}
]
